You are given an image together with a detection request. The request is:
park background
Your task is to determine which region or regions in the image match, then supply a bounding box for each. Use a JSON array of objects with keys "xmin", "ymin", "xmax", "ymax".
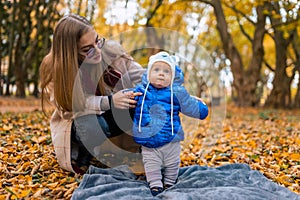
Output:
[{"xmin": 0, "ymin": 0, "xmax": 299, "ymax": 199}]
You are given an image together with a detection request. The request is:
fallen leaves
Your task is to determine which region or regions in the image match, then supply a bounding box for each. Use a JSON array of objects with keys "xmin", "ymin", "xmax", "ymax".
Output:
[
  {"xmin": 0, "ymin": 103, "xmax": 299, "ymax": 199},
  {"xmin": 0, "ymin": 111, "xmax": 81, "ymax": 199},
  {"xmin": 181, "ymin": 105, "xmax": 300, "ymax": 194}
]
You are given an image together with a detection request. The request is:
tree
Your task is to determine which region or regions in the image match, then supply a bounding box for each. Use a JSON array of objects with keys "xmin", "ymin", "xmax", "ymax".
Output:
[
  {"xmin": 196, "ymin": 0, "xmax": 267, "ymax": 107},
  {"xmin": 14, "ymin": 0, "xmax": 32, "ymax": 97},
  {"xmin": 264, "ymin": 1, "xmax": 299, "ymax": 108},
  {"xmin": 1, "ymin": 0, "xmax": 299, "ymax": 108},
  {"xmin": 30, "ymin": 0, "xmax": 60, "ymax": 97},
  {"xmin": 292, "ymin": 28, "xmax": 300, "ymax": 108},
  {"xmin": 1, "ymin": 0, "xmax": 60, "ymax": 97},
  {"xmin": 5, "ymin": 0, "xmax": 16, "ymax": 96},
  {"xmin": 0, "ymin": 1, "xmax": 7, "ymax": 95}
]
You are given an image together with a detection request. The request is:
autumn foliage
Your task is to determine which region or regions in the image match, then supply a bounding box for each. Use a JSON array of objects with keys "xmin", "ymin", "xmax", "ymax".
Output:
[{"xmin": 0, "ymin": 99, "xmax": 299, "ymax": 199}]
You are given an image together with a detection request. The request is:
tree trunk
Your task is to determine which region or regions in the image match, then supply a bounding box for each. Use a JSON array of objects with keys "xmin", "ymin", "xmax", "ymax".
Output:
[
  {"xmin": 145, "ymin": 0, "xmax": 164, "ymax": 56},
  {"xmin": 295, "ymin": 78, "xmax": 300, "ymax": 108},
  {"xmin": 5, "ymin": 0, "xmax": 17, "ymax": 96},
  {"xmin": 264, "ymin": 2, "xmax": 293, "ymax": 108},
  {"xmin": 14, "ymin": 0, "xmax": 28, "ymax": 98},
  {"xmin": 145, "ymin": 27, "xmax": 164, "ymax": 55},
  {"xmin": 89, "ymin": 0, "xmax": 96, "ymax": 24},
  {"xmin": 265, "ymin": 47, "xmax": 293, "ymax": 108},
  {"xmin": 243, "ymin": 5, "xmax": 266, "ymax": 106},
  {"xmin": 207, "ymin": 0, "xmax": 266, "ymax": 107},
  {"xmin": 291, "ymin": 26, "xmax": 300, "ymax": 108},
  {"xmin": 32, "ymin": 0, "xmax": 59, "ymax": 97},
  {"xmin": 210, "ymin": 0, "xmax": 244, "ymax": 105},
  {"xmin": 31, "ymin": 0, "xmax": 43, "ymax": 97},
  {"xmin": 77, "ymin": 0, "xmax": 82, "ymax": 15},
  {"xmin": 0, "ymin": 1, "xmax": 3, "ymax": 95},
  {"xmin": 293, "ymin": 71, "xmax": 300, "ymax": 109}
]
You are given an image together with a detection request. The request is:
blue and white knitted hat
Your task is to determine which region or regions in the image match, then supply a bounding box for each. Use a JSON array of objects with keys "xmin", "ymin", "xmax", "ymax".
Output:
[{"xmin": 147, "ymin": 51, "xmax": 177, "ymax": 83}]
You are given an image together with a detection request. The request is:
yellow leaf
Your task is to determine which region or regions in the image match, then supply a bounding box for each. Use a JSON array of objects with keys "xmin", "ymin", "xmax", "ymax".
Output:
[
  {"xmin": 65, "ymin": 182, "xmax": 78, "ymax": 188},
  {"xmin": 276, "ymin": 175, "xmax": 294, "ymax": 186},
  {"xmin": 289, "ymin": 153, "xmax": 300, "ymax": 162},
  {"xmin": 0, "ymin": 195, "xmax": 7, "ymax": 199},
  {"xmin": 2, "ymin": 124, "xmax": 13, "ymax": 131},
  {"xmin": 31, "ymin": 135, "xmax": 48, "ymax": 144},
  {"xmin": 32, "ymin": 189, "xmax": 43, "ymax": 198},
  {"xmin": 264, "ymin": 172, "xmax": 276, "ymax": 180},
  {"xmin": 46, "ymin": 182, "xmax": 59, "ymax": 188},
  {"xmin": 18, "ymin": 189, "xmax": 32, "ymax": 198}
]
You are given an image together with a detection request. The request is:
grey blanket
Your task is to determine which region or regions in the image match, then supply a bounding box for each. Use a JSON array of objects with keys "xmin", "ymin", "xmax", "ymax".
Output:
[{"xmin": 71, "ymin": 164, "xmax": 300, "ymax": 200}]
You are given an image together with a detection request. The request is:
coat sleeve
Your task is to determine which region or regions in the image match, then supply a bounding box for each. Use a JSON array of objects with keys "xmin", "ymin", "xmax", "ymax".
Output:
[
  {"xmin": 85, "ymin": 95, "xmax": 109, "ymax": 112},
  {"xmin": 175, "ymin": 86, "xmax": 209, "ymax": 120}
]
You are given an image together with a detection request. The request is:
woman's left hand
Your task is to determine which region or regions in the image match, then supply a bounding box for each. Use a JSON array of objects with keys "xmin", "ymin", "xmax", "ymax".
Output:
[{"xmin": 112, "ymin": 89, "xmax": 142, "ymax": 109}]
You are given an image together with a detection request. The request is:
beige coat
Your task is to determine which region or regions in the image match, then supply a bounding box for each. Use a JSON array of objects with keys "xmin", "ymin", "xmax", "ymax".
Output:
[{"xmin": 50, "ymin": 47, "xmax": 145, "ymax": 173}]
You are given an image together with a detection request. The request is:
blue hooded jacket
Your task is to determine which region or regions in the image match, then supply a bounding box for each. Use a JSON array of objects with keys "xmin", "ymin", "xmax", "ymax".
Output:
[{"xmin": 132, "ymin": 65, "xmax": 208, "ymax": 148}]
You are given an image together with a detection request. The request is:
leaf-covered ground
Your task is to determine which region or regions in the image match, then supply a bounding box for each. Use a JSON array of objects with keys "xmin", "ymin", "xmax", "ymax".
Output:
[{"xmin": 0, "ymin": 98, "xmax": 299, "ymax": 199}]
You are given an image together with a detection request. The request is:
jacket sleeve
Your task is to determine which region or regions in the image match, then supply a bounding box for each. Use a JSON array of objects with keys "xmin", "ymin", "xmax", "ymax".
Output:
[
  {"xmin": 85, "ymin": 95, "xmax": 110, "ymax": 112},
  {"xmin": 175, "ymin": 86, "xmax": 208, "ymax": 120}
]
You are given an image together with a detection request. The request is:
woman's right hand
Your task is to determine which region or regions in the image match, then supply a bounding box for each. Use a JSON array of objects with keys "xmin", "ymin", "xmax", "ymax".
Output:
[{"xmin": 112, "ymin": 89, "xmax": 142, "ymax": 109}]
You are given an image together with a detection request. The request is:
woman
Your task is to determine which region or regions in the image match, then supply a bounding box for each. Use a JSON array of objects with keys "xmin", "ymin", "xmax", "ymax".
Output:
[{"xmin": 40, "ymin": 14, "xmax": 145, "ymax": 174}]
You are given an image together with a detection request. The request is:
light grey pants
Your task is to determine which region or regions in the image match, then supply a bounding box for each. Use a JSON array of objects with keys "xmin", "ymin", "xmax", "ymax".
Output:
[{"xmin": 141, "ymin": 142, "xmax": 181, "ymax": 188}]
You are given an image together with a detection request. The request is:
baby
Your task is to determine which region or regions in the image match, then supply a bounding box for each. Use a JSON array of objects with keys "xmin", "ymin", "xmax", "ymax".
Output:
[{"xmin": 132, "ymin": 51, "xmax": 209, "ymax": 196}]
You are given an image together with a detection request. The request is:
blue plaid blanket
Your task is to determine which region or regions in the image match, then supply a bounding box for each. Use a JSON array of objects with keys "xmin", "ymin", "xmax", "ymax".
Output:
[{"xmin": 71, "ymin": 163, "xmax": 300, "ymax": 200}]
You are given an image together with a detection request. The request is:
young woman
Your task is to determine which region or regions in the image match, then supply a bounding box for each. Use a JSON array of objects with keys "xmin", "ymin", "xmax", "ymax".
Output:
[{"xmin": 40, "ymin": 14, "xmax": 145, "ymax": 174}]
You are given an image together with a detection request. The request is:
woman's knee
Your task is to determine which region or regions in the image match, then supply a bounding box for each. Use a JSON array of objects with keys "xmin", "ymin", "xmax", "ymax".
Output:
[{"xmin": 74, "ymin": 114, "xmax": 109, "ymax": 140}]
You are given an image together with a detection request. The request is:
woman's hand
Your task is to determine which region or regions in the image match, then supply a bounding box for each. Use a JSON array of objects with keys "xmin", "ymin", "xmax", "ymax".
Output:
[{"xmin": 112, "ymin": 89, "xmax": 142, "ymax": 109}]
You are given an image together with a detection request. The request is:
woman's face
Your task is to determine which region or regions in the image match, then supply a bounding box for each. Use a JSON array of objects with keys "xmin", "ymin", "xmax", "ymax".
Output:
[{"xmin": 78, "ymin": 29, "xmax": 103, "ymax": 64}]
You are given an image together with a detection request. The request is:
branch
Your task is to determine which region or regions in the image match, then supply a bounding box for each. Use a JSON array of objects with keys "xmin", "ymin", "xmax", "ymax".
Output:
[
  {"xmin": 223, "ymin": 1, "xmax": 256, "ymax": 25},
  {"xmin": 176, "ymin": 0, "xmax": 213, "ymax": 6},
  {"xmin": 222, "ymin": 2, "xmax": 257, "ymax": 44},
  {"xmin": 235, "ymin": 13, "xmax": 253, "ymax": 43},
  {"xmin": 263, "ymin": 59, "xmax": 275, "ymax": 72},
  {"xmin": 146, "ymin": 0, "xmax": 163, "ymax": 26}
]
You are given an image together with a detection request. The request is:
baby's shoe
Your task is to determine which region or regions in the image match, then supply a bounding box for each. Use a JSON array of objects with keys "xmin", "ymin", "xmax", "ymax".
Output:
[
  {"xmin": 164, "ymin": 184, "xmax": 173, "ymax": 190},
  {"xmin": 150, "ymin": 187, "xmax": 163, "ymax": 196}
]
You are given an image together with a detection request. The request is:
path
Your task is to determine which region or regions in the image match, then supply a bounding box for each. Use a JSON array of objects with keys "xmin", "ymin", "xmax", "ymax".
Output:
[{"xmin": 0, "ymin": 96, "xmax": 53, "ymax": 113}]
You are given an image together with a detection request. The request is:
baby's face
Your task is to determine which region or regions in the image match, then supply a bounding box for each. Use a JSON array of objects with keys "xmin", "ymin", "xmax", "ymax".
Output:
[{"xmin": 149, "ymin": 61, "xmax": 172, "ymax": 88}]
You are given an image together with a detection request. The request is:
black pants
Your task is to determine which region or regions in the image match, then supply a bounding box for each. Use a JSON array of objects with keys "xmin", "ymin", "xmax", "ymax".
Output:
[{"xmin": 71, "ymin": 108, "xmax": 135, "ymax": 168}]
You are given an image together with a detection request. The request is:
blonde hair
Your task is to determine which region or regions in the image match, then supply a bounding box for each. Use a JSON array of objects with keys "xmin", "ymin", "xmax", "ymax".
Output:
[{"xmin": 40, "ymin": 14, "xmax": 93, "ymax": 113}]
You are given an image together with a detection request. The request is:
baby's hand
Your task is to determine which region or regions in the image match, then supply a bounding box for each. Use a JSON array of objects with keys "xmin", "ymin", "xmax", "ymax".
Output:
[{"xmin": 192, "ymin": 95, "xmax": 206, "ymax": 105}]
